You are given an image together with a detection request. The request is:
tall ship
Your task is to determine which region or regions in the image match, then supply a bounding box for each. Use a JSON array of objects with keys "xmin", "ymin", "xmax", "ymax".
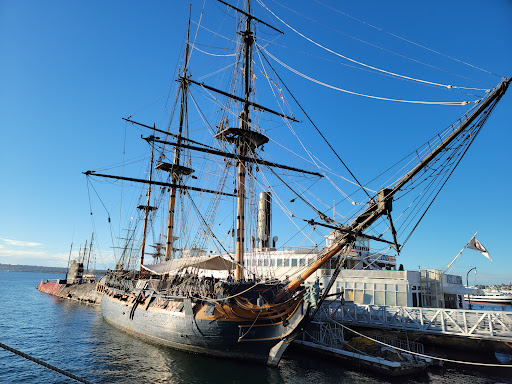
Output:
[{"xmin": 85, "ymin": 1, "xmax": 510, "ymax": 366}]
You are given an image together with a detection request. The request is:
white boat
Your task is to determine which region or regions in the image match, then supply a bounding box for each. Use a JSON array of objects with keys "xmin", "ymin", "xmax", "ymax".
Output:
[{"xmin": 465, "ymin": 289, "xmax": 512, "ymax": 310}]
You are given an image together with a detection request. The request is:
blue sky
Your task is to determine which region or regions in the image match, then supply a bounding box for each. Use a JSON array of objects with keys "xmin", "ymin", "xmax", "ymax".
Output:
[{"xmin": 1, "ymin": 0, "xmax": 511, "ymax": 284}]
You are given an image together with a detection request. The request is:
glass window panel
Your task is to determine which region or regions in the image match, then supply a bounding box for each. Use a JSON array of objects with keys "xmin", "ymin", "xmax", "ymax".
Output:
[
  {"xmin": 277, "ymin": 259, "xmax": 282, "ymax": 267},
  {"xmin": 397, "ymin": 292, "xmax": 407, "ymax": 306},
  {"xmin": 354, "ymin": 290, "xmax": 364, "ymax": 304},
  {"xmin": 386, "ymin": 284, "xmax": 396, "ymax": 291},
  {"xmin": 365, "ymin": 283, "xmax": 374, "ymax": 290},
  {"xmin": 397, "ymin": 284, "xmax": 406, "ymax": 292},
  {"xmin": 345, "ymin": 289, "xmax": 354, "ymax": 301},
  {"xmin": 385, "ymin": 291, "xmax": 396, "ymax": 306},
  {"xmin": 291, "ymin": 259, "xmax": 297, "ymax": 267},
  {"xmin": 284, "ymin": 259, "xmax": 290, "ymax": 267},
  {"xmin": 374, "ymin": 291, "xmax": 385, "ymax": 305},
  {"xmin": 299, "ymin": 258, "xmax": 305, "ymax": 267},
  {"xmin": 252, "ymin": 259, "xmax": 257, "ymax": 266},
  {"xmin": 270, "ymin": 259, "xmax": 275, "ymax": 267},
  {"xmin": 363, "ymin": 291, "xmax": 373, "ymax": 305},
  {"xmin": 375, "ymin": 283, "xmax": 385, "ymax": 291},
  {"xmin": 258, "ymin": 259, "xmax": 262, "ymax": 266},
  {"xmin": 355, "ymin": 282, "xmax": 364, "ymax": 289},
  {"xmin": 264, "ymin": 259, "xmax": 269, "ymax": 267}
]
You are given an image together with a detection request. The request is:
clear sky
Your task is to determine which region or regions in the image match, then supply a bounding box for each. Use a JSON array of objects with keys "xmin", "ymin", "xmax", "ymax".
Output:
[{"xmin": 1, "ymin": 0, "xmax": 511, "ymax": 285}]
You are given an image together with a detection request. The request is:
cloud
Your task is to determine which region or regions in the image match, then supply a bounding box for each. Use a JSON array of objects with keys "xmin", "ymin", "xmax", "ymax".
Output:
[
  {"xmin": 0, "ymin": 238, "xmax": 43, "ymax": 247},
  {"xmin": 0, "ymin": 248, "xmax": 48, "ymax": 257},
  {"xmin": 47, "ymin": 253, "xmax": 72, "ymax": 262}
]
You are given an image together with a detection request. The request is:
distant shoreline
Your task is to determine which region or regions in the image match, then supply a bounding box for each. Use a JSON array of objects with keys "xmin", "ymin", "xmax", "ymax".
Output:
[
  {"xmin": 0, "ymin": 263, "xmax": 66, "ymax": 273},
  {"xmin": 0, "ymin": 263, "xmax": 106, "ymax": 274}
]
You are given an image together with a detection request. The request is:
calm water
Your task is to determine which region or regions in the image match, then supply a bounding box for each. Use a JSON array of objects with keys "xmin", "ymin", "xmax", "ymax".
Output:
[{"xmin": 0, "ymin": 271, "xmax": 510, "ymax": 384}]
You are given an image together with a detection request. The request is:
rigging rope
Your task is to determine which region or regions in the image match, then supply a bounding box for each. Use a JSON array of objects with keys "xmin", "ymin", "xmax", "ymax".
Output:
[
  {"xmin": 193, "ymin": 45, "xmax": 237, "ymax": 57},
  {"xmin": 398, "ymin": 100, "xmax": 499, "ymax": 249},
  {"xmin": 191, "ymin": 20, "xmax": 239, "ymax": 44},
  {"xmin": 262, "ymin": 46, "xmax": 475, "ymax": 105},
  {"xmin": 257, "ymin": 0, "xmax": 491, "ymax": 91},
  {"xmin": 312, "ymin": 0, "xmax": 504, "ymax": 79},
  {"xmin": 0, "ymin": 342, "xmax": 95, "ymax": 384},
  {"xmin": 258, "ymin": 48, "xmax": 371, "ymax": 202},
  {"xmin": 269, "ymin": 0, "xmax": 490, "ymax": 89},
  {"xmin": 335, "ymin": 323, "xmax": 512, "ymax": 368}
]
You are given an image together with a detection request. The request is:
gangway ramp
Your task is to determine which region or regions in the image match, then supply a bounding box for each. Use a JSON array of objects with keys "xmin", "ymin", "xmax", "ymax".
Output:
[{"xmin": 318, "ymin": 302, "xmax": 512, "ymax": 342}]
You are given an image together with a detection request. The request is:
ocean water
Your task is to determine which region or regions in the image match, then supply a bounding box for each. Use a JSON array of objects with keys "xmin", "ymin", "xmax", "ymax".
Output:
[{"xmin": 0, "ymin": 271, "xmax": 510, "ymax": 384}]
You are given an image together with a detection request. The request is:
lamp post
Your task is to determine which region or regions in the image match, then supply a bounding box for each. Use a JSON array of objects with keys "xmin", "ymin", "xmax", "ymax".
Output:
[
  {"xmin": 466, "ymin": 267, "xmax": 477, "ymax": 287},
  {"xmin": 466, "ymin": 267, "xmax": 477, "ymax": 309}
]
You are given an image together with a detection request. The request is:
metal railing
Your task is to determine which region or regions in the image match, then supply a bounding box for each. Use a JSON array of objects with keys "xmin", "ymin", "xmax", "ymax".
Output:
[{"xmin": 318, "ymin": 301, "xmax": 512, "ymax": 342}]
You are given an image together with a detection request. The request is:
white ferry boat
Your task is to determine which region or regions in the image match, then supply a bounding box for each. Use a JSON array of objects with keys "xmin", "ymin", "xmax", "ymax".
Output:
[{"xmin": 465, "ymin": 289, "xmax": 512, "ymax": 311}]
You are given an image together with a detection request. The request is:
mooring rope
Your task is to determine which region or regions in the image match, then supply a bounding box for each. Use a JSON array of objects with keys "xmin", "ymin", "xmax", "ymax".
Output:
[
  {"xmin": 0, "ymin": 342, "xmax": 95, "ymax": 384},
  {"xmin": 336, "ymin": 323, "xmax": 512, "ymax": 368}
]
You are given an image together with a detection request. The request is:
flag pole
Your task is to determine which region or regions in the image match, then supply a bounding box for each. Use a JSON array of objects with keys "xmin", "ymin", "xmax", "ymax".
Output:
[{"xmin": 443, "ymin": 231, "xmax": 478, "ymax": 274}]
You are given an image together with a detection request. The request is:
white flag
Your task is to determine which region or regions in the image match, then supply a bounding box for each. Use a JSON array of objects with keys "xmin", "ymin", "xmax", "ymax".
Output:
[{"xmin": 467, "ymin": 237, "xmax": 492, "ymax": 261}]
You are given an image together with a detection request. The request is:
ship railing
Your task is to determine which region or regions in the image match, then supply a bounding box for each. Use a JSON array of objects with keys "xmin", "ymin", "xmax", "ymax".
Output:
[{"xmin": 318, "ymin": 301, "xmax": 512, "ymax": 342}]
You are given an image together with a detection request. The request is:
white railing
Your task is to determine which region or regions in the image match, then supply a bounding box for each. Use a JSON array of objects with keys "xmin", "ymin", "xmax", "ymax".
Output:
[{"xmin": 318, "ymin": 302, "xmax": 512, "ymax": 341}]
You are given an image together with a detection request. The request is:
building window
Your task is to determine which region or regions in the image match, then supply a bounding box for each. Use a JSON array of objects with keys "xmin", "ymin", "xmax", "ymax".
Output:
[
  {"xmin": 354, "ymin": 290, "xmax": 364, "ymax": 303},
  {"xmin": 374, "ymin": 291, "xmax": 385, "ymax": 305},
  {"xmin": 264, "ymin": 259, "xmax": 269, "ymax": 267},
  {"xmin": 385, "ymin": 291, "xmax": 396, "ymax": 306},
  {"xmin": 291, "ymin": 259, "xmax": 297, "ymax": 267},
  {"xmin": 277, "ymin": 259, "xmax": 282, "ymax": 267},
  {"xmin": 284, "ymin": 259, "xmax": 290, "ymax": 267},
  {"xmin": 397, "ymin": 292, "xmax": 407, "ymax": 306}
]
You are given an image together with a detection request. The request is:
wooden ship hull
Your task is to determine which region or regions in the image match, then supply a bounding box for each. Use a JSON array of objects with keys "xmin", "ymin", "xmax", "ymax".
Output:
[{"xmin": 98, "ymin": 277, "xmax": 311, "ymax": 365}]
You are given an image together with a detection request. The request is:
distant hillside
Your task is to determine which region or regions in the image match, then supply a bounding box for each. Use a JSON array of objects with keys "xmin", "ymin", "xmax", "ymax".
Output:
[
  {"xmin": 0, "ymin": 263, "xmax": 107, "ymax": 274},
  {"xmin": 0, "ymin": 263, "xmax": 67, "ymax": 273}
]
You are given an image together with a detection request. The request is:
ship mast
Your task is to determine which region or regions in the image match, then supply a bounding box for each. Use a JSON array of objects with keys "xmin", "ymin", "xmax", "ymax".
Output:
[
  {"xmin": 234, "ymin": 0, "xmax": 254, "ymax": 281},
  {"xmin": 86, "ymin": 232, "xmax": 94, "ymax": 273},
  {"xmin": 164, "ymin": 11, "xmax": 192, "ymax": 261},
  {"xmin": 84, "ymin": 1, "xmax": 313, "ymax": 277},
  {"xmin": 138, "ymin": 134, "xmax": 156, "ymax": 269}
]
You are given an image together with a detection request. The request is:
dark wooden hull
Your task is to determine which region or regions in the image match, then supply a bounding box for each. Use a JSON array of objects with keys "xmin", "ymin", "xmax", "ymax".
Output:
[{"xmin": 100, "ymin": 290, "xmax": 309, "ymax": 364}]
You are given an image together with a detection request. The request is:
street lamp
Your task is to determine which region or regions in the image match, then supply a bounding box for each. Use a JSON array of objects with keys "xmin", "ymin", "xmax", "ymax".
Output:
[
  {"xmin": 466, "ymin": 267, "xmax": 477, "ymax": 310},
  {"xmin": 466, "ymin": 267, "xmax": 477, "ymax": 287}
]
